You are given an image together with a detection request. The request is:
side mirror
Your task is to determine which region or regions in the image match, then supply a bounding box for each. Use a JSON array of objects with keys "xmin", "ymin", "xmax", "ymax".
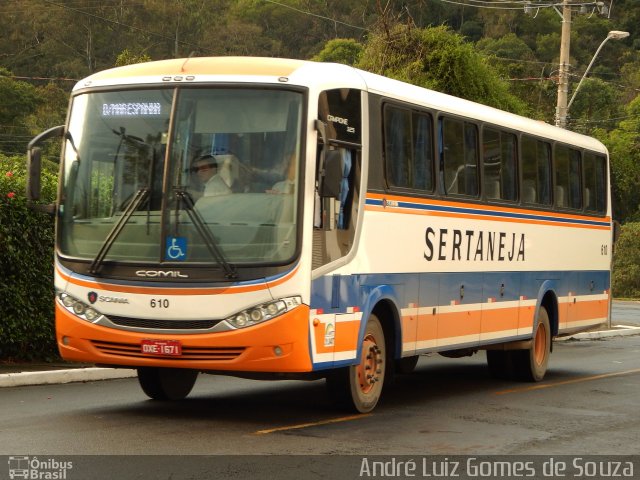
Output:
[
  {"xmin": 26, "ymin": 147, "xmax": 42, "ymax": 202},
  {"xmin": 319, "ymin": 149, "xmax": 343, "ymax": 199},
  {"xmin": 26, "ymin": 125, "xmax": 64, "ymax": 213}
]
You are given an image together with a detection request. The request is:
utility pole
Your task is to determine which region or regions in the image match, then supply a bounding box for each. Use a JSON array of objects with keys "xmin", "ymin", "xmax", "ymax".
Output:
[{"xmin": 555, "ymin": 0, "xmax": 572, "ymax": 128}]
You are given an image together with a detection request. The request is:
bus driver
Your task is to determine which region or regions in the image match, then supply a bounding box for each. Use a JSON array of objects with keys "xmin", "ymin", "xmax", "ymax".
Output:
[{"xmin": 192, "ymin": 153, "xmax": 243, "ymax": 196}]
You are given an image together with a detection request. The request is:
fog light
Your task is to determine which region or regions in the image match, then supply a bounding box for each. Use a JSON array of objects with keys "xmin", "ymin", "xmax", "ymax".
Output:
[
  {"xmin": 274, "ymin": 346, "xmax": 283, "ymax": 356},
  {"xmin": 62, "ymin": 336, "xmax": 70, "ymax": 346}
]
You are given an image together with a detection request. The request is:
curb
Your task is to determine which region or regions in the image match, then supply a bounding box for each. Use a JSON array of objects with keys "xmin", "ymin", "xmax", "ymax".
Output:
[
  {"xmin": 556, "ymin": 324, "xmax": 640, "ymax": 342},
  {"xmin": 0, "ymin": 367, "xmax": 137, "ymax": 388},
  {"xmin": 1, "ymin": 325, "xmax": 639, "ymax": 388}
]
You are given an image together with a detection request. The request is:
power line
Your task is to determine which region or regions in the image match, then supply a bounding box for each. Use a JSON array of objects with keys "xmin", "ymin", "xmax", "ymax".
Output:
[
  {"xmin": 41, "ymin": 0, "xmax": 211, "ymax": 54},
  {"xmin": 431, "ymin": 0, "xmax": 604, "ymax": 10},
  {"xmin": 4, "ymin": 75, "xmax": 78, "ymax": 83},
  {"xmin": 261, "ymin": 0, "xmax": 367, "ymax": 31}
]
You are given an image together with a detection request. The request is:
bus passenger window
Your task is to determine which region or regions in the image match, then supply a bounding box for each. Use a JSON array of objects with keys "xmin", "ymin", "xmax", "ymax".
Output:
[
  {"xmin": 383, "ymin": 105, "xmax": 434, "ymax": 192},
  {"xmin": 482, "ymin": 128, "xmax": 517, "ymax": 201},
  {"xmin": 521, "ymin": 136, "xmax": 551, "ymax": 206},
  {"xmin": 554, "ymin": 144, "xmax": 581, "ymax": 209},
  {"xmin": 384, "ymin": 106, "xmax": 411, "ymax": 188},
  {"xmin": 441, "ymin": 118, "xmax": 479, "ymax": 197},
  {"xmin": 583, "ymin": 152, "xmax": 607, "ymax": 214}
]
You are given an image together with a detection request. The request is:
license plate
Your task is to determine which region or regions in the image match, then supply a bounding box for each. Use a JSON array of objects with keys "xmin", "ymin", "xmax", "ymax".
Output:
[{"xmin": 141, "ymin": 339, "xmax": 182, "ymax": 356}]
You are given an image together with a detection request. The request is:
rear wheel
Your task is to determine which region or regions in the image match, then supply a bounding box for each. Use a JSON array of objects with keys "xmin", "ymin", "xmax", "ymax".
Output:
[
  {"xmin": 137, "ymin": 367, "xmax": 198, "ymax": 400},
  {"xmin": 326, "ymin": 314, "xmax": 386, "ymax": 413},
  {"xmin": 514, "ymin": 306, "xmax": 551, "ymax": 382},
  {"xmin": 486, "ymin": 350, "xmax": 515, "ymax": 380}
]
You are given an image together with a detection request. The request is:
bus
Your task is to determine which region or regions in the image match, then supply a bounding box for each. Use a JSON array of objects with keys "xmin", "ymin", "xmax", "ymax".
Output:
[{"xmin": 27, "ymin": 57, "xmax": 612, "ymax": 413}]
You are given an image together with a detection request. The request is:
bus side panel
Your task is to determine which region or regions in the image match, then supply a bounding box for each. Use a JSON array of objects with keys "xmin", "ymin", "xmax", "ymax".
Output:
[
  {"xmin": 437, "ymin": 273, "xmax": 482, "ymax": 349},
  {"xmin": 479, "ymin": 271, "xmax": 522, "ymax": 344},
  {"xmin": 309, "ymin": 274, "xmax": 407, "ymax": 370}
]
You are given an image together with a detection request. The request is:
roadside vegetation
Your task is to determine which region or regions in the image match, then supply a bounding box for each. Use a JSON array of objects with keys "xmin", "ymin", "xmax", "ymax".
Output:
[{"xmin": 1, "ymin": 1, "xmax": 639, "ymax": 360}]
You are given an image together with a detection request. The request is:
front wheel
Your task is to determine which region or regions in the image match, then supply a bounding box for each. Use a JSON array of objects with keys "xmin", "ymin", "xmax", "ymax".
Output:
[
  {"xmin": 137, "ymin": 367, "xmax": 198, "ymax": 400},
  {"xmin": 326, "ymin": 314, "xmax": 386, "ymax": 413}
]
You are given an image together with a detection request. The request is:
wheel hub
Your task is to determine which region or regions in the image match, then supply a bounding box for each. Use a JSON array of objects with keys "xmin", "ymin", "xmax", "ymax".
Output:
[{"xmin": 357, "ymin": 335, "xmax": 383, "ymax": 394}]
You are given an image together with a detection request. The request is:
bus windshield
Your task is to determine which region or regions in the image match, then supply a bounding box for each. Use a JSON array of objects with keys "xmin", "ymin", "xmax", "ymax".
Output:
[{"xmin": 59, "ymin": 87, "xmax": 303, "ymax": 270}]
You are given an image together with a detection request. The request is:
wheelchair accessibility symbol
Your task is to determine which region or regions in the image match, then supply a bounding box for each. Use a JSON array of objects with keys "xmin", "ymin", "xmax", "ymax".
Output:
[{"xmin": 166, "ymin": 236, "xmax": 187, "ymax": 261}]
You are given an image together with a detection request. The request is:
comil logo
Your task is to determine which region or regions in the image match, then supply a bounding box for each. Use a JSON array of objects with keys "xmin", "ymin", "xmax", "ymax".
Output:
[{"xmin": 8, "ymin": 456, "xmax": 73, "ymax": 479}]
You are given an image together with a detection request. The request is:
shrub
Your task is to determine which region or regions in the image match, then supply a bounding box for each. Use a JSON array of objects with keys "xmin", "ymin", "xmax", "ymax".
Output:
[
  {"xmin": 0, "ymin": 153, "xmax": 59, "ymax": 360},
  {"xmin": 612, "ymin": 222, "xmax": 640, "ymax": 299}
]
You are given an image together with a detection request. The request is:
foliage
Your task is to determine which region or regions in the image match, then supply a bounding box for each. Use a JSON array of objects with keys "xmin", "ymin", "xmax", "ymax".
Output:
[
  {"xmin": 312, "ymin": 39, "xmax": 363, "ymax": 65},
  {"xmin": 612, "ymin": 223, "xmax": 640, "ymax": 299},
  {"xmin": 115, "ymin": 49, "xmax": 152, "ymax": 67},
  {"xmin": 0, "ymin": 153, "xmax": 59, "ymax": 360},
  {"xmin": 357, "ymin": 24, "xmax": 529, "ymax": 115},
  {"xmin": 0, "ymin": 0, "xmax": 640, "ymax": 358},
  {"xmin": 597, "ymin": 95, "xmax": 640, "ymax": 223},
  {"xmin": 0, "ymin": 69, "xmax": 42, "ymax": 155},
  {"xmin": 568, "ymin": 78, "xmax": 623, "ymax": 135}
]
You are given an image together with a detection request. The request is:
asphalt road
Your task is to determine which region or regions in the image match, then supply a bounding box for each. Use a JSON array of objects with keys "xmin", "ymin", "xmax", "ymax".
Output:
[
  {"xmin": 612, "ymin": 300, "xmax": 640, "ymax": 326},
  {"xmin": 1, "ymin": 335, "xmax": 639, "ymax": 457}
]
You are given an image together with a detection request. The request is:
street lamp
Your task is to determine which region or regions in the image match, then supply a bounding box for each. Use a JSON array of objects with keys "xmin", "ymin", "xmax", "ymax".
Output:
[{"xmin": 565, "ymin": 30, "xmax": 630, "ymax": 113}]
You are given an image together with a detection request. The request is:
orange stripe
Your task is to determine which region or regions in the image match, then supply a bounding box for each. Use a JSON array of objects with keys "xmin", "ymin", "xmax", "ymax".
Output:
[
  {"xmin": 436, "ymin": 310, "xmax": 481, "ymax": 339},
  {"xmin": 367, "ymin": 192, "xmax": 611, "ymax": 224},
  {"xmin": 56, "ymin": 263, "xmax": 299, "ymax": 295},
  {"xmin": 567, "ymin": 298, "xmax": 609, "ymax": 320},
  {"xmin": 365, "ymin": 205, "xmax": 610, "ymax": 230},
  {"xmin": 335, "ymin": 320, "xmax": 359, "ymax": 352},
  {"xmin": 480, "ymin": 306, "xmax": 520, "ymax": 334}
]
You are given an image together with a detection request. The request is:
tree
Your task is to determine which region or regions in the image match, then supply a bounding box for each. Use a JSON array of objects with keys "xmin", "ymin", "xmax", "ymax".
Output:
[
  {"xmin": 357, "ymin": 24, "xmax": 528, "ymax": 115},
  {"xmin": 476, "ymin": 33, "xmax": 550, "ymax": 119},
  {"xmin": 567, "ymin": 78, "xmax": 622, "ymax": 135},
  {"xmin": 0, "ymin": 68, "xmax": 41, "ymax": 155},
  {"xmin": 115, "ymin": 49, "xmax": 152, "ymax": 67},
  {"xmin": 598, "ymin": 95, "xmax": 640, "ymax": 223},
  {"xmin": 313, "ymin": 39, "xmax": 363, "ymax": 65}
]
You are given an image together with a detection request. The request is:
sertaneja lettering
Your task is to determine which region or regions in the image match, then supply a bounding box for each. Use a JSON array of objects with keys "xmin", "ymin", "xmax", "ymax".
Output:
[{"xmin": 424, "ymin": 227, "xmax": 525, "ymax": 262}]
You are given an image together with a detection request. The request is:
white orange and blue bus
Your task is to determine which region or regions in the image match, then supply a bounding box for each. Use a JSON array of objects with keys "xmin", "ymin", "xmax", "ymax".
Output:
[{"xmin": 27, "ymin": 57, "xmax": 612, "ymax": 412}]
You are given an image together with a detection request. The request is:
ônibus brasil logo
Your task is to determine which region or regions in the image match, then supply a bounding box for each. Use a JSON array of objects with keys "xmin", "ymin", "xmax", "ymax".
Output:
[{"xmin": 8, "ymin": 456, "xmax": 73, "ymax": 479}]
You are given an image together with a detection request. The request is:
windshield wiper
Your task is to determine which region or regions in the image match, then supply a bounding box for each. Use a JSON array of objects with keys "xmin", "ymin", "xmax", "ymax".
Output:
[
  {"xmin": 89, "ymin": 187, "xmax": 149, "ymax": 275},
  {"xmin": 174, "ymin": 189, "xmax": 238, "ymax": 279}
]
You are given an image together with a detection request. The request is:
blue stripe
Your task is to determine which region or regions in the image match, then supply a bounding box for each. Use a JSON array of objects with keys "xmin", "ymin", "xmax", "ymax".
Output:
[{"xmin": 366, "ymin": 198, "xmax": 610, "ymax": 228}]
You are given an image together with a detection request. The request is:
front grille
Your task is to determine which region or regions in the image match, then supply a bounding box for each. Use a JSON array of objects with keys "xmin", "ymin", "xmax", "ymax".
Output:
[
  {"xmin": 107, "ymin": 315, "xmax": 222, "ymax": 330},
  {"xmin": 91, "ymin": 340, "xmax": 245, "ymax": 361}
]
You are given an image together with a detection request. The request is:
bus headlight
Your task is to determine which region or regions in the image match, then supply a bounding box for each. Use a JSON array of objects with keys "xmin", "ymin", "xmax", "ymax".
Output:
[
  {"xmin": 57, "ymin": 293, "xmax": 103, "ymax": 323},
  {"xmin": 227, "ymin": 296, "xmax": 302, "ymax": 329}
]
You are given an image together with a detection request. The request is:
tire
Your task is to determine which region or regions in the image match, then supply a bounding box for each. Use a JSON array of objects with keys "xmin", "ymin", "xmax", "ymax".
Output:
[
  {"xmin": 486, "ymin": 350, "xmax": 515, "ymax": 380},
  {"xmin": 513, "ymin": 306, "xmax": 551, "ymax": 382},
  {"xmin": 137, "ymin": 367, "xmax": 198, "ymax": 400},
  {"xmin": 395, "ymin": 355, "xmax": 419, "ymax": 375},
  {"xmin": 326, "ymin": 314, "xmax": 386, "ymax": 413}
]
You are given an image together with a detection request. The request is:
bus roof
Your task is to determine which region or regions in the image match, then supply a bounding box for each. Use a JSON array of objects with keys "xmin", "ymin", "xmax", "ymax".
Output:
[
  {"xmin": 80, "ymin": 57, "xmax": 307, "ymax": 83},
  {"xmin": 76, "ymin": 56, "xmax": 607, "ymax": 154}
]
